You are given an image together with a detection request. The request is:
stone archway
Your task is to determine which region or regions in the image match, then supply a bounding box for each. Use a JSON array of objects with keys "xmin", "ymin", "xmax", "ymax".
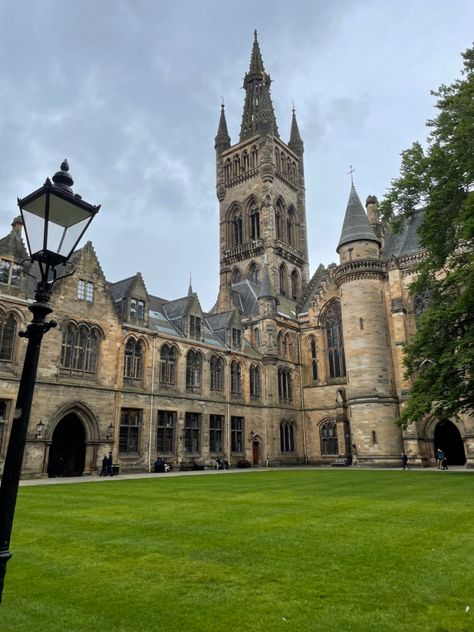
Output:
[
  {"xmin": 48, "ymin": 413, "xmax": 86, "ymax": 477},
  {"xmin": 434, "ymin": 420, "xmax": 466, "ymax": 466}
]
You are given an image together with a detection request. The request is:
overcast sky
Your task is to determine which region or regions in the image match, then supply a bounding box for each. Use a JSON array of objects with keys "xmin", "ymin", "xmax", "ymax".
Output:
[{"xmin": 0, "ymin": 1, "xmax": 472, "ymax": 310}]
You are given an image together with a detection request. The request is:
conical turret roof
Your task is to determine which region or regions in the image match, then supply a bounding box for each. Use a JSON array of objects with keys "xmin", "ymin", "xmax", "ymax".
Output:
[
  {"xmin": 214, "ymin": 103, "xmax": 231, "ymax": 150},
  {"xmin": 288, "ymin": 107, "xmax": 303, "ymax": 152},
  {"xmin": 337, "ymin": 184, "xmax": 381, "ymax": 252}
]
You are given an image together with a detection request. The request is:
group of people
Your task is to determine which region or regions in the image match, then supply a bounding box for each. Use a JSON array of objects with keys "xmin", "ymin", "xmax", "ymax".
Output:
[
  {"xmin": 153, "ymin": 457, "xmax": 171, "ymax": 473},
  {"xmin": 100, "ymin": 452, "xmax": 114, "ymax": 476},
  {"xmin": 214, "ymin": 456, "xmax": 230, "ymax": 470},
  {"xmin": 401, "ymin": 448, "xmax": 448, "ymax": 470}
]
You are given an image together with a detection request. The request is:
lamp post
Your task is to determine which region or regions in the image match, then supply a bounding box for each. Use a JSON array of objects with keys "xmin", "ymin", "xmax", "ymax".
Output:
[{"xmin": 0, "ymin": 160, "xmax": 100, "ymax": 603}]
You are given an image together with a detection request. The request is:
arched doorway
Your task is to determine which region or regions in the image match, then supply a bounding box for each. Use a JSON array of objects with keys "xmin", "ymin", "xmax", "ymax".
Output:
[
  {"xmin": 48, "ymin": 413, "xmax": 86, "ymax": 477},
  {"xmin": 434, "ymin": 420, "xmax": 465, "ymax": 466},
  {"xmin": 252, "ymin": 440, "xmax": 260, "ymax": 466}
]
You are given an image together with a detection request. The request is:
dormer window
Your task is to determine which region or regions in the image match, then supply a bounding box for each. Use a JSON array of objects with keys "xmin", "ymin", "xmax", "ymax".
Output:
[
  {"xmin": 232, "ymin": 328, "xmax": 241, "ymax": 348},
  {"xmin": 130, "ymin": 298, "xmax": 145, "ymax": 320},
  {"xmin": 0, "ymin": 259, "xmax": 21, "ymax": 287},
  {"xmin": 190, "ymin": 315, "xmax": 201, "ymax": 339}
]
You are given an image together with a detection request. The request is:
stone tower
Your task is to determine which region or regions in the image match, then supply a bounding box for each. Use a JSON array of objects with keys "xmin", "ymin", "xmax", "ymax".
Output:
[
  {"xmin": 335, "ymin": 184, "xmax": 402, "ymax": 465},
  {"xmin": 215, "ymin": 31, "xmax": 310, "ymax": 312}
]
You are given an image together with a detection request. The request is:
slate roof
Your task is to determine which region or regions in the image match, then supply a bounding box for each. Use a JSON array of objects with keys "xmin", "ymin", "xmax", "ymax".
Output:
[
  {"xmin": 382, "ymin": 210, "xmax": 425, "ymax": 260},
  {"xmin": 337, "ymin": 185, "xmax": 381, "ymax": 252},
  {"xmin": 107, "ymin": 276, "xmax": 137, "ymax": 302},
  {"xmin": 297, "ymin": 264, "xmax": 328, "ymax": 314},
  {"xmin": 230, "ymin": 280, "xmax": 260, "ymax": 317}
]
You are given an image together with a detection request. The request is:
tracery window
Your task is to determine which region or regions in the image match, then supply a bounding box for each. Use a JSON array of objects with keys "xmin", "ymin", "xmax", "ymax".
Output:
[
  {"xmin": 287, "ymin": 208, "xmax": 295, "ymax": 246},
  {"xmin": 160, "ymin": 344, "xmax": 177, "ymax": 386},
  {"xmin": 60, "ymin": 323, "xmax": 100, "ymax": 376},
  {"xmin": 232, "ymin": 211, "xmax": 243, "ymax": 246},
  {"xmin": 249, "ymin": 262, "xmax": 260, "ymax": 284},
  {"xmin": 291, "ymin": 269, "xmax": 299, "ymax": 301},
  {"xmin": 279, "ymin": 264, "xmax": 287, "ymax": 296},
  {"xmin": 230, "ymin": 360, "xmax": 242, "ymax": 396},
  {"xmin": 323, "ymin": 302, "xmax": 346, "ymax": 379},
  {"xmin": 250, "ymin": 364, "xmax": 261, "ymax": 398},
  {"xmin": 280, "ymin": 420, "xmax": 295, "ymax": 452},
  {"xmin": 278, "ymin": 367, "xmax": 292, "ymax": 404},
  {"xmin": 0, "ymin": 313, "xmax": 17, "ymax": 361},
  {"xmin": 124, "ymin": 338, "xmax": 144, "ymax": 382},
  {"xmin": 231, "ymin": 268, "xmax": 241, "ymax": 285},
  {"xmin": 186, "ymin": 350, "xmax": 202, "ymax": 391},
  {"xmin": 250, "ymin": 206, "xmax": 260, "ymax": 240},
  {"xmin": 210, "ymin": 355, "xmax": 224, "ymax": 392},
  {"xmin": 320, "ymin": 419, "xmax": 339, "ymax": 455}
]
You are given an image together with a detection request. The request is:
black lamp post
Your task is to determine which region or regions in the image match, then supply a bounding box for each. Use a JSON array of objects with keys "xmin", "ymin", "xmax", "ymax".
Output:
[{"xmin": 0, "ymin": 160, "xmax": 100, "ymax": 603}]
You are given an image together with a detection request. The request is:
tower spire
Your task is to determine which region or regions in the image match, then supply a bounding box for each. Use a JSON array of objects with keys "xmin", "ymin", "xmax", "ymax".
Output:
[
  {"xmin": 288, "ymin": 106, "xmax": 304, "ymax": 154},
  {"xmin": 215, "ymin": 102, "xmax": 231, "ymax": 153},
  {"xmin": 239, "ymin": 31, "xmax": 279, "ymax": 141}
]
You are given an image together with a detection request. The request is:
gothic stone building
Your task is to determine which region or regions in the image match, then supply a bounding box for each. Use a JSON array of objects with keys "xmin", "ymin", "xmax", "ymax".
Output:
[{"xmin": 0, "ymin": 34, "xmax": 472, "ymax": 478}]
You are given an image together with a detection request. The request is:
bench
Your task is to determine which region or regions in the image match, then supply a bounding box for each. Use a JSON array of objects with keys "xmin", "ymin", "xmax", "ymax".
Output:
[{"xmin": 331, "ymin": 458, "xmax": 349, "ymax": 467}]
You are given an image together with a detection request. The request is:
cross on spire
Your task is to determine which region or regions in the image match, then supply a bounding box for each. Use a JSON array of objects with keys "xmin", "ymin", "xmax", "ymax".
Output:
[{"xmin": 348, "ymin": 165, "xmax": 355, "ymax": 186}]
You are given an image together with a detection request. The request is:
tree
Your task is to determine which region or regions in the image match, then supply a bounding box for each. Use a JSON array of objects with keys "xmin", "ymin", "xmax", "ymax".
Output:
[{"xmin": 380, "ymin": 45, "xmax": 474, "ymax": 427}]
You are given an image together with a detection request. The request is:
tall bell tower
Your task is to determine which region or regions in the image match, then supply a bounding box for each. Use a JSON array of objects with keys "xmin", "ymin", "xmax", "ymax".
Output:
[{"xmin": 214, "ymin": 31, "xmax": 309, "ymax": 313}]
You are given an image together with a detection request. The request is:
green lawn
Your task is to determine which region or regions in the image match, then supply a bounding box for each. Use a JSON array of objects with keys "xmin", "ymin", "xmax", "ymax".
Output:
[{"xmin": 2, "ymin": 470, "xmax": 473, "ymax": 632}]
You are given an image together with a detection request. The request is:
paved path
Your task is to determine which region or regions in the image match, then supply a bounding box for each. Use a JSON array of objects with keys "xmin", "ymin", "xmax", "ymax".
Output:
[{"xmin": 18, "ymin": 465, "xmax": 472, "ymax": 487}]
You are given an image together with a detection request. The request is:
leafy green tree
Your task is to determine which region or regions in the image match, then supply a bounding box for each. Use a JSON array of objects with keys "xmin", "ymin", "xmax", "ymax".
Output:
[{"xmin": 380, "ymin": 45, "xmax": 474, "ymax": 426}]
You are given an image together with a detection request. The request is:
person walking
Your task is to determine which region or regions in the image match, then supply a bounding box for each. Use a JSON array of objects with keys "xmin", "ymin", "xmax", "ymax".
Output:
[
  {"xmin": 100, "ymin": 454, "xmax": 108, "ymax": 476},
  {"xmin": 436, "ymin": 448, "xmax": 444, "ymax": 469},
  {"xmin": 401, "ymin": 452, "xmax": 409, "ymax": 470},
  {"xmin": 106, "ymin": 451, "xmax": 113, "ymax": 476}
]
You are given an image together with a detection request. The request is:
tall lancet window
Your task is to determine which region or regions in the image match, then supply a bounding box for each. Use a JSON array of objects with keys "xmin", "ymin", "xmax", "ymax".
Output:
[
  {"xmin": 232, "ymin": 210, "xmax": 243, "ymax": 246},
  {"xmin": 287, "ymin": 208, "xmax": 295, "ymax": 246},
  {"xmin": 279, "ymin": 264, "xmax": 287, "ymax": 296},
  {"xmin": 323, "ymin": 302, "xmax": 346, "ymax": 379},
  {"xmin": 291, "ymin": 269, "xmax": 299, "ymax": 301},
  {"xmin": 250, "ymin": 206, "xmax": 260, "ymax": 240}
]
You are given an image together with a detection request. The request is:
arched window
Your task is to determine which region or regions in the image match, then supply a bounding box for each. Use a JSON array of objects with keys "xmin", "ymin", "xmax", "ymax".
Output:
[
  {"xmin": 283, "ymin": 333, "xmax": 289, "ymax": 358},
  {"xmin": 230, "ymin": 360, "xmax": 242, "ymax": 396},
  {"xmin": 291, "ymin": 162, "xmax": 297, "ymax": 180},
  {"xmin": 124, "ymin": 338, "xmax": 144, "ymax": 381},
  {"xmin": 287, "ymin": 208, "xmax": 295, "ymax": 245},
  {"xmin": 280, "ymin": 420, "xmax": 295, "ymax": 452},
  {"xmin": 281, "ymin": 152, "xmax": 286, "ymax": 173},
  {"xmin": 231, "ymin": 268, "xmax": 241, "ymax": 285},
  {"xmin": 0, "ymin": 312, "xmax": 17, "ymax": 361},
  {"xmin": 186, "ymin": 350, "xmax": 202, "ymax": 391},
  {"xmin": 251, "ymin": 145, "xmax": 258, "ymax": 168},
  {"xmin": 60, "ymin": 324, "xmax": 99, "ymax": 376},
  {"xmin": 275, "ymin": 206, "xmax": 282, "ymax": 240},
  {"xmin": 232, "ymin": 210, "xmax": 243, "ymax": 246},
  {"xmin": 250, "ymin": 364, "xmax": 261, "ymax": 398},
  {"xmin": 278, "ymin": 367, "xmax": 292, "ymax": 403},
  {"xmin": 320, "ymin": 419, "xmax": 339, "ymax": 455},
  {"xmin": 291, "ymin": 269, "xmax": 299, "ymax": 301},
  {"xmin": 323, "ymin": 302, "xmax": 346, "ymax": 378},
  {"xmin": 286, "ymin": 157, "xmax": 291, "ymax": 175},
  {"xmin": 210, "ymin": 355, "xmax": 224, "ymax": 392},
  {"xmin": 275, "ymin": 148, "xmax": 281, "ymax": 170},
  {"xmin": 250, "ymin": 206, "xmax": 260, "ymax": 240},
  {"xmin": 248, "ymin": 262, "xmax": 260, "ymax": 284},
  {"xmin": 224, "ymin": 159, "xmax": 231, "ymax": 181},
  {"xmin": 160, "ymin": 344, "xmax": 177, "ymax": 385},
  {"xmin": 277, "ymin": 331, "xmax": 283, "ymax": 356},
  {"xmin": 309, "ymin": 336, "xmax": 318, "ymax": 381},
  {"xmin": 233, "ymin": 154, "xmax": 240, "ymax": 176},
  {"xmin": 279, "ymin": 264, "xmax": 287, "ymax": 296},
  {"xmin": 242, "ymin": 150, "xmax": 249, "ymax": 171}
]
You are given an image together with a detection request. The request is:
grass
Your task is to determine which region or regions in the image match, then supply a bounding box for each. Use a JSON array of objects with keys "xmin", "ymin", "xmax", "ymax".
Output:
[{"xmin": 2, "ymin": 469, "xmax": 474, "ymax": 632}]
